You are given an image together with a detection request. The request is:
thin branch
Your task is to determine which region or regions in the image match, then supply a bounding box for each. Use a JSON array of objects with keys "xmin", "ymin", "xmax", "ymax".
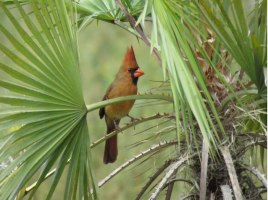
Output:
[
  {"xmin": 98, "ymin": 141, "xmax": 177, "ymax": 189},
  {"xmin": 178, "ymin": 194, "xmax": 199, "ymax": 200},
  {"xmin": 237, "ymin": 132, "xmax": 267, "ymax": 148},
  {"xmin": 131, "ymin": 152, "xmax": 173, "ymax": 179},
  {"xmin": 219, "ymin": 146, "xmax": 243, "ymax": 200},
  {"xmin": 163, "ymin": 169, "xmax": 180, "ymax": 200},
  {"xmin": 220, "ymin": 185, "xmax": 233, "ymax": 200},
  {"xmin": 125, "ymin": 145, "xmax": 176, "ymax": 173},
  {"xmin": 114, "ymin": 19, "xmax": 141, "ymax": 39},
  {"xmin": 24, "ymin": 114, "xmax": 175, "ymax": 197},
  {"xmin": 242, "ymin": 165, "xmax": 267, "ymax": 188},
  {"xmin": 165, "ymin": 178, "xmax": 193, "ymax": 187},
  {"xmin": 26, "ymin": 141, "xmax": 177, "ymax": 197},
  {"xmin": 114, "ymin": 0, "xmax": 162, "ymax": 68},
  {"xmin": 91, "ymin": 112, "xmax": 174, "ymax": 149},
  {"xmin": 236, "ymin": 140, "xmax": 265, "ymax": 158},
  {"xmin": 256, "ymin": 141, "xmax": 267, "ymax": 148},
  {"xmin": 165, "ymin": 179, "xmax": 175, "ymax": 200},
  {"xmin": 163, "ymin": 177, "xmax": 193, "ymax": 200},
  {"xmin": 135, "ymin": 159, "xmax": 173, "ymax": 200},
  {"xmin": 217, "ymin": 90, "xmax": 258, "ymax": 112},
  {"xmin": 149, "ymin": 153, "xmax": 197, "ymax": 200},
  {"xmin": 199, "ymin": 139, "xmax": 209, "ymax": 200},
  {"xmin": 240, "ymin": 132, "xmax": 267, "ymax": 140},
  {"xmin": 258, "ymin": 187, "xmax": 267, "ymax": 194}
]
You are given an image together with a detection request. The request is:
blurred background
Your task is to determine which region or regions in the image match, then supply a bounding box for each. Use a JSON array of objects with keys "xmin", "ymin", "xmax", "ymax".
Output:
[{"xmin": 77, "ymin": 21, "xmax": 176, "ymax": 200}]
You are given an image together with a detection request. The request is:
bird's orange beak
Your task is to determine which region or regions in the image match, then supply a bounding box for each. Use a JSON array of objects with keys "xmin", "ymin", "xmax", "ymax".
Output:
[{"xmin": 134, "ymin": 68, "xmax": 144, "ymax": 78}]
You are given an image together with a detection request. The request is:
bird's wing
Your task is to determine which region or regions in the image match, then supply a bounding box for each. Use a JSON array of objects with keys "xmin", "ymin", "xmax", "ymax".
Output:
[{"xmin": 99, "ymin": 85, "xmax": 113, "ymax": 119}]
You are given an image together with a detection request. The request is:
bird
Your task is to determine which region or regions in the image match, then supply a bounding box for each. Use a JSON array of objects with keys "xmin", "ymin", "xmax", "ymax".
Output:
[{"xmin": 99, "ymin": 46, "xmax": 144, "ymax": 164}]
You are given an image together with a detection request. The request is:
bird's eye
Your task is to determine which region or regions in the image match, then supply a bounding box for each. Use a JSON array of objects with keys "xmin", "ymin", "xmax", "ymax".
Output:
[{"xmin": 128, "ymin": 69, "xmax": 131, "ymax": 72}]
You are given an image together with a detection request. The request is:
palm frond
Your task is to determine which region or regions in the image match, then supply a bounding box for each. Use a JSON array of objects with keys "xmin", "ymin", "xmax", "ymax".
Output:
[
  {"xmin": 0, "ymin": 0, "xmax": 99, "ymax": 199},
  {"xmin": 149, "ymin": 153, "xmax": 197, "ymax": 200},
  {"xmin": 220, "ymin": 146, "xmax": 243, "ymax": 199}
]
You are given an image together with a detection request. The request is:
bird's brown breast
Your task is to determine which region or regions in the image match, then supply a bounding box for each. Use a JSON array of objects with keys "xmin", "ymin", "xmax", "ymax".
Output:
[{"xmin": 105, "ymin": 82, "xmax": 137, "ymax": 120}]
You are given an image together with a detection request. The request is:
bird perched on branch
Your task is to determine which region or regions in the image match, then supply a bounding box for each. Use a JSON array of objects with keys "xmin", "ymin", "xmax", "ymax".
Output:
[{"xmin": 99, "ymin": 46, "xmax": 144, "ymax": 164}]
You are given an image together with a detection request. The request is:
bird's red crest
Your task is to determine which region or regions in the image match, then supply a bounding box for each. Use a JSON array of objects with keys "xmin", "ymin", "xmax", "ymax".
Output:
[{"xmin": 123, "ymin": 46, "xmax": 137, "ymax": 64}]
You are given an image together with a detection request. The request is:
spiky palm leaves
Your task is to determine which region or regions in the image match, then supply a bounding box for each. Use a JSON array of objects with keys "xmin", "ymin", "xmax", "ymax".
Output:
[{"xmin": 110, "ymin": 0, "xmax": 267, "ymax": 199}]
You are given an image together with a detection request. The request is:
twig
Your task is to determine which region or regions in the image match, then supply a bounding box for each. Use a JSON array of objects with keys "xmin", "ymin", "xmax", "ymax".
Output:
[
  {"xmin": 136, "ymin": 159, "xmax": 173, "ymax": 200},
  {"xmin": 241, "ymin": 132, "xmax": 267, "ymax": 140},
  {"xmin": 98, "ymin": 140, "xmax": 177, "ymax": 188},
  {"xmin": 114, "ymin": 19, "xmax": 141, "ymax": 39},
  {"xmin": 256, "ymin": 141, "xmax": 267, "ymax": 148},
  {"xmin": 242, "ymin": 165, "xmax": 267, "ymax": 188},
  {"xmin": 219, "ymin": 146, "xmax": 243, "ymax": 200},
  {"xmin": 165, "ymin": 178, "xmax": 193, "ymax": 187},
  {"xmin": 24, "ymin": 113, "xmax": 174, "ymax": 197},
  {"xmin": 91, "ymin": 112, "xmax": 174, "ymax": 149},
  {"xmin": 165, "ymin": 179, "xmax": 175, "ymax": 200},
  {"xmin": 199, "ymin": 139, "xmax": 209, "ymax": 200},
  {"xmin": 164, "ymin": 177, "xmax": 193, "ymax": 200},
  {"xmin": 149, "ymin": 153, "xmax": 197, "ymax": 200},
  {"xmin": 178, "ymin": 194, "xmax": 199, "ymax": 200},
  {"xmin": 236, "ymin": 140, "xmax": 264, "ymax": 158},
  {"xmin": 114, "ymin": 0, "xmax": 162, "ymax": 68}
]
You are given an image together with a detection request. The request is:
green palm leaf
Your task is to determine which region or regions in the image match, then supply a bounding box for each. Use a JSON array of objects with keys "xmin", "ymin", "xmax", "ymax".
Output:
[
  {"xmin": 0, "ymin": 0, "xmax": 100, "ymax": 199},
  {"xmin": 194, "ymin": 0, "xmax": 267, "ymax": 98},
  {"xmin": 147, "ymin": 0, "xmax": 224, "ymax": 153}
]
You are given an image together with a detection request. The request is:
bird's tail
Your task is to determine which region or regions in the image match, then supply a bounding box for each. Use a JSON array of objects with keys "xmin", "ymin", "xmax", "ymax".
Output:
[{"xmin": 103, "ymin": 118, "xmax": 120, "ymax": 164}]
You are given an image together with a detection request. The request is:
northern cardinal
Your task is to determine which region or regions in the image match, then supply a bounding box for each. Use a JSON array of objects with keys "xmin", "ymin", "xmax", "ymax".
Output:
[{"xmin": 99, "ymin": 46, "xmax": 144, "ymax": 164}]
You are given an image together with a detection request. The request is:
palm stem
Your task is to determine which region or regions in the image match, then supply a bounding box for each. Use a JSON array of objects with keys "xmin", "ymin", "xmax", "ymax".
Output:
[{"xmin": 114, "ymin": 0, "xmax": 163, "ymax": 68}]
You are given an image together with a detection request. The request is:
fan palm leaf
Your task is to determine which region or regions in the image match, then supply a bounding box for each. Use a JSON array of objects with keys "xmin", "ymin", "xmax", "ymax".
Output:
[{"xmin": 0, "ymin": 0, "xmax": 100, "ymax": 199}]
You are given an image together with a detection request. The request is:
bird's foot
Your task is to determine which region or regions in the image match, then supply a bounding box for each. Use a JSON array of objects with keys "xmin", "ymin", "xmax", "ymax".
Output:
[
  {"xmin": 126, "ymin": 114, "xmax": 138, "ymax": 130},
  {"xmin": 114, "ymin": 121, "xmax": 123, "ymax": 134}
]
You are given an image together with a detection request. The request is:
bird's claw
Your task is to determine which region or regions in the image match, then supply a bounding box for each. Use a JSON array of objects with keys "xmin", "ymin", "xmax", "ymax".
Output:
[
  {"xmin": 126, "ymin": 114, "xmax": 138, "ymax": 130},
  {"xmin": 114, "ymin": 122, "xmax": 123, "ymax": 134}
]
